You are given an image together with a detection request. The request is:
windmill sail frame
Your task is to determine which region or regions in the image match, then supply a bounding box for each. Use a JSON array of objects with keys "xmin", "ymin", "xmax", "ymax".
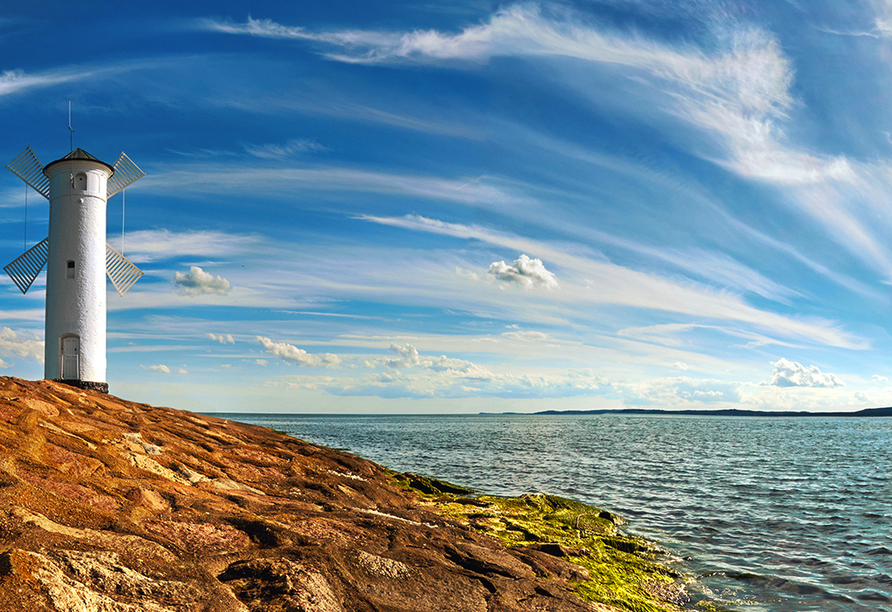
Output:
[
  {"xmin": 7, "ymin": 147, "xmax": 49, "ymax": 199},
  {"xmin": 3, "ymin": 236, "xmax": 49, "ymax": 294},
  {"xmin": 105, "ymin": 243, "xmax": 143, "ymax": 297},
  {"xmin": 107, "ymin": 152, "xmax": 145, "ymax": 197}
]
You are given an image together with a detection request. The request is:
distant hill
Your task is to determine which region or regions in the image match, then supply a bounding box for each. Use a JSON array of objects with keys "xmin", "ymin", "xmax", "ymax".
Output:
[{"xmin": 526, "ymin": 407, "xmax": 892, "ymax": 417}]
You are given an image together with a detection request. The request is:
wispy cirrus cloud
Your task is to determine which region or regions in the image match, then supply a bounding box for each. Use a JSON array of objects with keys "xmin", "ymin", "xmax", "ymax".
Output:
[
  {"xmin": 121, "ymin": 229, "xmax": 260, "ymax": 264},
  {"xmin": 0, "ymin": 68, "xmax": 89, "ymax": 97},
  {"xmin": 242, "ymin": 139, "xmax": 327, "ymax": 159},
  {"xmin": 0, "ymin": 58, "xmax": 190, "ymax": 99},
  {"xmin": 361, "ymin": 214, "xmax": 867, "ymax": 350},
  {"xmin": 206, "ymin": 7, "xmax": 892, "ymax": 277},
  {"xmin": 617, "ymin": 322, "xmax": 803, "ymax": 351},
  {"xmin": 142, "ymin": 163, "xmax": 532, "ymax": 212}
]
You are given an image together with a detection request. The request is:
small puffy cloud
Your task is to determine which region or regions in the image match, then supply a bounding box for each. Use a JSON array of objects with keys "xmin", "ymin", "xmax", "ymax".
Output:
[
  {"xmin": 147, "ymin": 364, "xmax": 170, "ymax": 373},
  {"xmin": 385, "ymin": 343, "xmax": 423, "ymax": 368},
  {"xmin": 384, "ymin": 343, "xmax": 495, "ymax": 379},
  {"xmin": 175, "ymin": 266, "xmax": 231, "ymax": 296},
  {"xmin": 0, "ymin": 327, "xmax": 44, "ymax": 363},
  {"xmin": 763, "ymin": 358, "xmax": 844, "ymax": 388},
  {"xmin": 502, "ymin": 330, "xmax": 549, "ymax": 341},
  {"xmin": 487, "ymin": 254, "xmax": 558, "ymax": 290},
  {"xmin": 256, "ymin": 359, "xmax": 268, "ymax": 366},
  {"xmin": 257, "ymin": 336, "xmax": 341, "ymax": 368},
  {"xmin": 177, "ymin": 368, "xmax": 188, "ymax": 374},
  {"xmin": 207, "ymin": 333, "xmax": 235, "ymax": 344},
  {"xmin": 871, "ymin": 374, "xmax": 888, "ymax": 382}
]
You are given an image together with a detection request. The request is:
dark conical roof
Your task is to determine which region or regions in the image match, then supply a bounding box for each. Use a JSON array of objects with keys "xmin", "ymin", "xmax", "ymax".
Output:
[
  {"xmin": 63, "ymin": 148, "xmax": 101, "ymax": 161},
  {"xmin": 44, "ymin": 148, "xmax": 114, "ymax": 175}
]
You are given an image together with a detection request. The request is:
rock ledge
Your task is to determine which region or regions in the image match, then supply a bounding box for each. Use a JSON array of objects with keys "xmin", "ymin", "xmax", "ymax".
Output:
[{"xmin": 0, "ymin": 377, "xmax": 686, "ymax": 611}]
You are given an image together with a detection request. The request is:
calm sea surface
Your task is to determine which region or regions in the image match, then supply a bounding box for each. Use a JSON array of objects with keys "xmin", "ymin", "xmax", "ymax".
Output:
[{"xmin": 224, "ymin": 413, "xmax": 892, "ymax": 611}]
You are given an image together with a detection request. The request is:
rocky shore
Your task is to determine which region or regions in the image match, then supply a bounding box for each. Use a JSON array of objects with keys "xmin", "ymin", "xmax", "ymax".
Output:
[{"xmin": 0, "ymin": 377, "xmax": 693, "ymax": 611}]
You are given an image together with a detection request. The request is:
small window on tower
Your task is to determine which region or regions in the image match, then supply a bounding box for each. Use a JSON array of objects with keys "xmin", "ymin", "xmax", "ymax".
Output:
[
  {"xmin": 75, "ymin": 173, "xmax": 87, "ymax": 191},
  {"xmin": 66, "ymin": 260, "xmax": 75, "ymax": 279}
]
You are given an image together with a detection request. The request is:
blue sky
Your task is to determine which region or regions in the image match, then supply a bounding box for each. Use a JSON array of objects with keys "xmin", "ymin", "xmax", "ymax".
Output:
[{"xmin": 2, "ymin": 0, "xmax": 892, "ymax": 413}]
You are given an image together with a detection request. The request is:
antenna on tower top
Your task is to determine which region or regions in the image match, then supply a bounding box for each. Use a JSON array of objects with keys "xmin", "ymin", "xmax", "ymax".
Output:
[{"xmin": 68, "ymin": 101, "xmax": 74, "ymax": 152}]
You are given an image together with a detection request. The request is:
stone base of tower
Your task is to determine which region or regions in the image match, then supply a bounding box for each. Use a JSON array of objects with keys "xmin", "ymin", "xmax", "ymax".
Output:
[{"xmin": 52, "ymin": 379, "xmax": 109, "ymax": 394}]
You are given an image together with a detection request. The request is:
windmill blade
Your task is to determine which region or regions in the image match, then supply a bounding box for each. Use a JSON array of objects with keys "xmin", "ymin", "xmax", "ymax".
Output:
[
  {"xmin": 7, "ymin": 147, "xmax": 49, "ymax": 199},
  {"xmin": 107, "ymin": 152, "xmax": 145, "ymax": 198},
  {"xmin": 3, "ymin": 237, "xmax": 49, "ymax": 294},
  {"xmin": 106, "ymin": 243, "xmax": 143, "ymax": 297}
]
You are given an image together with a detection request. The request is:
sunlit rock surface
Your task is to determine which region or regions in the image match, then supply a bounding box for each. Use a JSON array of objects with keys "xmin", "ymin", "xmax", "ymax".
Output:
[{"xmin": 0, "ymin": 377, "xmax": 623, "ymax": 612}]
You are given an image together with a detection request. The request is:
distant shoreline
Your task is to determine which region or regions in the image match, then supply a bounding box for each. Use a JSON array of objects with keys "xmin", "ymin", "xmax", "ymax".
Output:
[{"xmin": 481, "ymin": 406, "xmax": 892, "ymax": 417}]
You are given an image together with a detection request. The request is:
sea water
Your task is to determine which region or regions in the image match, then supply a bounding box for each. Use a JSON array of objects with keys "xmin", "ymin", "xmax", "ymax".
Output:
[{"xmin": 224, "ymin": 413, "xmax": 892, "ymax": 611}]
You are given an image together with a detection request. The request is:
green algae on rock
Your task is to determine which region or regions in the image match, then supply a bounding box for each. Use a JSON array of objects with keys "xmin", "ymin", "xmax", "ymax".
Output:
[{"xmin": 395, "ymin": 473, "xmax": 697, "ymax": 612}]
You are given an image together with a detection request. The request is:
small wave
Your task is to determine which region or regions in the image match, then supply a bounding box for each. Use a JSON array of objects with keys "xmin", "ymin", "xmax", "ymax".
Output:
[
  {"xmin": 726, "ymin": 572, "xmax": 855, "ymax": 601},
  {"xmin": 855, "ymin": 590, "xmax": 892, "ymax": 603}
]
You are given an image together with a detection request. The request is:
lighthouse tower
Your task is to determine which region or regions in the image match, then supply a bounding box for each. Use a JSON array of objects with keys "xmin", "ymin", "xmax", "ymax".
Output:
[{"xmin": 4, "ymin": 146, "xmax": 145, "ymax": 393}]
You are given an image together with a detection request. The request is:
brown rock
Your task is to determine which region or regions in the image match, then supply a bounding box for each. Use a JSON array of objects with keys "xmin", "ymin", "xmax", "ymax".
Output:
[{"xmin": 0, "ymin": 376, "xmax": 613, "ymax": 612}]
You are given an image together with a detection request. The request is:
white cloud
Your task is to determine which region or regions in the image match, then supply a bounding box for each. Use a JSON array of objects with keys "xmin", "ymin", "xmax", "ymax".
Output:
[
  {"xmin": 502, "ymin": 330, "xmax": 549, "ymax": 341},
  {"xmin": 383, "ymin": 343, "xmax": 495, "ymax": 379},
  {"xmin": 455, "ymin": 267, "xmax": 481, "ymax": 281},
  {"xmin": 207, "ymin": 332, "xmax": 235, "ymax": 344},
  {"xmin": 122, "ymin": 229, "xmax": 259, "ymax": 264},
  {"xmin": 0, "ymin": 68, "xmax": 88, "ymax": 98},
  {"xmin": 201, "ymin": 16, "xmax": 407, "ymax": 56},
  {"xmin": 257, "ymin": 336, "xmax": 341, "ymax": 368},
  {"xmin": 206, "ymin": 9, "xmax": 800, "ymax": 183},
  {"xmin": 363, "ymin": 214, "xmax": 867, "ymax": 350},
  {"xmin": 177, "ymin": 368, "xmax": 188, "ymax": 374},
  {"xmin": 255, "ymin": 359, "xmax": 268, "ymax": 367},
  {"xmin": 146, "ymin": 164, "xmax": 531, "ymax": 212},
  {"xmin": 0, "ymin": 327, "xmax": 44, "ymax": 363},
  {"xmin": 147, "ymin": 364, "xmax": 171, "ymax": 373},
  {"xmin": 175, "ymin": 266, "xmax": 231, "ymax": 296},
  {"xmin": 619, "ymin": 376, "xmax": 741, "ymax": 406},
  {"xmin": 277, "ymin": 358, "xmax": 609, "ymax": 399},
  {"xmin": 763, "ymin": 358, "xmax": 844, "ymax": 388},
  {"xmin": 871, "ymin": 374, "xmax": 888, "ymax": 382},
  {"xmin": 223, "ymin": 8, "xmax": 892, "ymax": 276},
  {"xmin": 243, "ymin": 139, "xmax": 327, "ymax": 159},
  {"xmin": 488, "ymin": 254, "xmax": 558, "ymax": 290}
]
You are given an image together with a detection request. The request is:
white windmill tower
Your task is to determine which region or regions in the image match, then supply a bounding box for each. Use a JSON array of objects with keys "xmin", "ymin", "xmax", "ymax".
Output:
[{"xmin": 4, "ymin": 146, "xmax": 145, "ymax": 393}]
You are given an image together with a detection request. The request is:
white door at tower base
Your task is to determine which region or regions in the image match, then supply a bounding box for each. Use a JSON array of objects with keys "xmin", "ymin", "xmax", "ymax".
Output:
[{"xmin": 61, "ymin": 336, "xmax": 79, "ymax": 380}]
